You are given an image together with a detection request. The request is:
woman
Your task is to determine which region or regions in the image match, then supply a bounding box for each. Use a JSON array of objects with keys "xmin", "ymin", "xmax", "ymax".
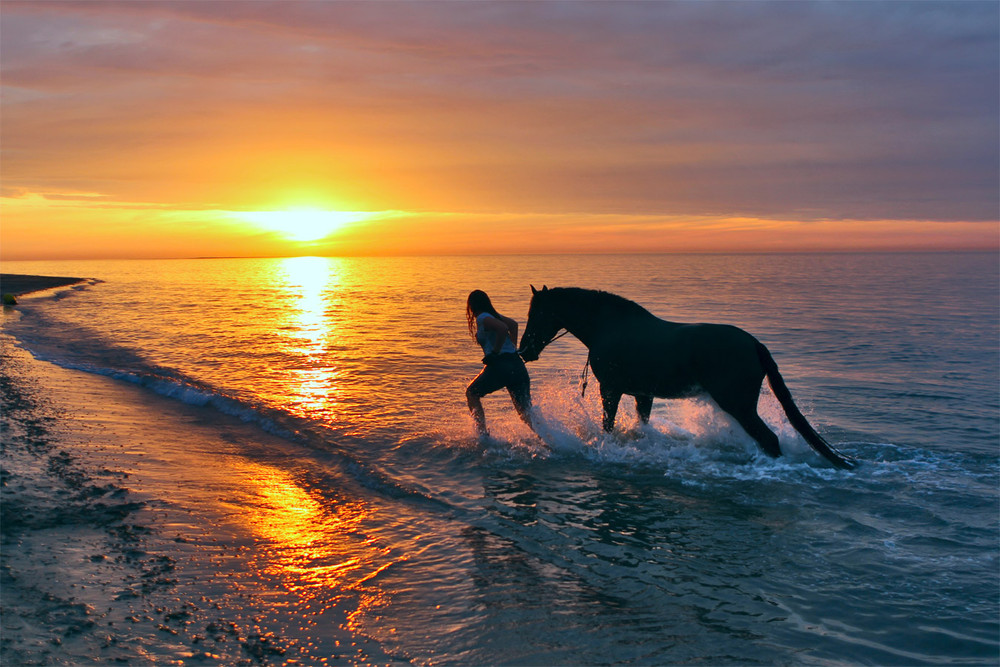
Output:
[{"xmin": 465, "ymin": 290, "xmax": 534, "ymax": 436}]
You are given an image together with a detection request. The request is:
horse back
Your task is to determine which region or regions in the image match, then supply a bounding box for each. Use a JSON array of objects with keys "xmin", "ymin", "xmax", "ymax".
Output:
[{"xmin": 591, "ymin": 318, "xmax": 763, "ymax": 398}]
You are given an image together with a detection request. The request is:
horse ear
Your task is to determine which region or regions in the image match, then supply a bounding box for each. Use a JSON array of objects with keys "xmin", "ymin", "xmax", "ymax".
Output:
[
  {"xmin": 542, "ymin": 285, "xmax": 548, "ymax": 291},
  {"xmin": 530, "ymin": 284, "xmax": 537, "ymax": 295}
]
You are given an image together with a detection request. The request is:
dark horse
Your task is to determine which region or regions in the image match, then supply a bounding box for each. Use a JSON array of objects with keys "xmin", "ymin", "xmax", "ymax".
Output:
[{"xmin": 518, "ymin": 286, "xmax": 855, "ymax": 470}]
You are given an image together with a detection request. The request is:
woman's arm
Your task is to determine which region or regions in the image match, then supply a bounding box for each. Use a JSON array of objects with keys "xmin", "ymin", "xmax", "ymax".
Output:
[
  {"xmin": 481, "ymin": 314, "xmax": 510, "ymax": 354},
  {"xmin": 498, "ymin": 314, "xmax": 518, "ymax": 347}
]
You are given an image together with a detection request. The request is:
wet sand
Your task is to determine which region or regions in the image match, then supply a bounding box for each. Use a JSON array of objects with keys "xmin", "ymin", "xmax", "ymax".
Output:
[{"xmin": 0, "ymin": 330, "xmax": 405, "ymax": 664}]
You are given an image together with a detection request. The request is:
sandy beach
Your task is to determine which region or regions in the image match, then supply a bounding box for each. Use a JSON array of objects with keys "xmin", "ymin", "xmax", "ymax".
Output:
[{"xmin": 1, "ymin": 277, "xmax": 403, "ymax": 665}]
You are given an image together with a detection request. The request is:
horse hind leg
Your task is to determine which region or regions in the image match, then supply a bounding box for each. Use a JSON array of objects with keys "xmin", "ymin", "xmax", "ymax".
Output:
[
  {"xmin": 710, "ymin": 389, "xmax": 782, "ymax": 458},
  {"xmin": 733, "ymin": 411, "xmax": 782, "ymax": 458}
]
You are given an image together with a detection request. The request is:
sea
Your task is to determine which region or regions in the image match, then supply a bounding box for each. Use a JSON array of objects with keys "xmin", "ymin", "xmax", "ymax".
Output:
[{"xmin": 2, "ymin": 253, "xmax": 998, "ymax": 665}]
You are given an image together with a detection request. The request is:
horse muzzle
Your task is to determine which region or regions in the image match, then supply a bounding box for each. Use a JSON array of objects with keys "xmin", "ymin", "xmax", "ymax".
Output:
[{"xmin": 517, "ymin": 346, "xmax": 539, "ymax": 362}]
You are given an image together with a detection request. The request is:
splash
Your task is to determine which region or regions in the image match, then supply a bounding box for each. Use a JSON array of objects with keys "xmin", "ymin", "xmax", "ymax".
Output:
[{"xmin": 452, "ymin": 374, "xmax": 850, "ymax": 479}]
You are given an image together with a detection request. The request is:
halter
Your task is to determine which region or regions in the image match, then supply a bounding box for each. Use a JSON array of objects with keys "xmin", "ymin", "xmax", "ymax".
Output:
[{"xmin": 546, "ymin": 328, "xmax": 571, "ymax": 345}]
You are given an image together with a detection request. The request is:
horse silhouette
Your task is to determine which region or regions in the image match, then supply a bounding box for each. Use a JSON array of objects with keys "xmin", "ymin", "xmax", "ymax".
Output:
[{"xmin": 518, "ymin": 286, "xmax": 855, "ymax": 470}]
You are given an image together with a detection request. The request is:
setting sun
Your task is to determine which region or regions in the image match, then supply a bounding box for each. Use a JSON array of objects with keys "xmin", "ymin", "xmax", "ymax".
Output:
[{"xmin": 235, "ymin": 209, "xmax": 375, "ymax": 242}]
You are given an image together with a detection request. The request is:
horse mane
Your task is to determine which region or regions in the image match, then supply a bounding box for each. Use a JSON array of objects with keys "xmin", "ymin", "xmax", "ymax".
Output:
[{"xmin": 548, "ymin": 287, "xmax": 654, "ymax": 319}]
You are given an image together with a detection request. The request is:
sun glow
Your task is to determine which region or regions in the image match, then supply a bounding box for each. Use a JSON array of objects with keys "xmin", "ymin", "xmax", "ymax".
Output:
[{"xmin": 236, "ymin": 208, "xmax": 374, "ymax": 242}]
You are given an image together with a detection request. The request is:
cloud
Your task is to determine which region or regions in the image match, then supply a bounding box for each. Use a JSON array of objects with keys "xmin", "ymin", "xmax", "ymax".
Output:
[{"xmin": 1, "ymin": 0, "xmax": 996, "ymax": 244}]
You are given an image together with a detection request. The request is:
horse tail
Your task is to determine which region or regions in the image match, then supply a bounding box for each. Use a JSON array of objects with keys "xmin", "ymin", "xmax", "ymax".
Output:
[{"xmin": 755, "ymin": 342, "xmax": 856, "ymax": 470}]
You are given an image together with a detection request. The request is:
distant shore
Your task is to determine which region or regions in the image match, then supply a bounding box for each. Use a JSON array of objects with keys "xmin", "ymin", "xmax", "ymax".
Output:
[{"xmin": 1, "ymin": 274, "xmax": 86, "ymax": 296}]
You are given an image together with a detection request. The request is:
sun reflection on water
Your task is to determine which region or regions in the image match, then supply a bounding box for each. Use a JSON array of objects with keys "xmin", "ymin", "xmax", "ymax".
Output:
[
  {"xmin": 240, "ymin": 463, "xmax": 365, "ymax": 591},
  {"xmin": 225, "ymin": 457, "xmax": 395, "ymax": 625},
  {"xmin": 277, "ymin": 257, "xmax": 343, "ymax": 420}
]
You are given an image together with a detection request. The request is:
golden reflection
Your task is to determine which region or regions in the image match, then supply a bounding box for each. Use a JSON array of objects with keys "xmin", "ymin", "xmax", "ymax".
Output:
[
  {"xmin": 278, "ymin": 257, "xmax": 342, "ymax": 419},
  {"xmin": 226, "ymin": 457, "xmax": 398, "ymax": 641},
  {"xmin": 229, "ymin": 458, "xmax": 390, "ymax": 598},
  {"xmin": 280, "ymin": 256, "xmax": 335, "ymax": 352}
]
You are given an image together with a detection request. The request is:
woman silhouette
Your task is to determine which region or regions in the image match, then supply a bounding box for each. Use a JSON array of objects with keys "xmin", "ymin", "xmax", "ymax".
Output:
[{"xmin": 465, "ymin": 290, "xmax": 534, "ymax": 436}]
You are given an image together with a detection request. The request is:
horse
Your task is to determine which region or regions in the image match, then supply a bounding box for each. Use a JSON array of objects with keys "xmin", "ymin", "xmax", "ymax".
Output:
[{"xmin": 517, "ymin": 286, "xmax": 855, "ymax": 470}]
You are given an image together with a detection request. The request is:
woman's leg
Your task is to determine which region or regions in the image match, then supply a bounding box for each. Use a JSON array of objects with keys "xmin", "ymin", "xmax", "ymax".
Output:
[
  {"xmin": 466, "ymin": 388, "xmax": 488, "ymax": 435},
  {"xmin": 467, "ymin": 366, "xmax": 503, "ymax": 436}
]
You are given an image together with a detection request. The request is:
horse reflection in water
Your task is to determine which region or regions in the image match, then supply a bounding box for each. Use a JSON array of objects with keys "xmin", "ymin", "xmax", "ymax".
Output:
[{"xmin": 518, "ymin": 286, "xmax": 855, "ymax": 470}]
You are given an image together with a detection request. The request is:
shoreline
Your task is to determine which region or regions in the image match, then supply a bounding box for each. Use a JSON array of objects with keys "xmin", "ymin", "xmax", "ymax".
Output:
[
  {"xmin": 0, "ymin": 333, "xmax": 405, "ymax": 665},
  {"xmin": 1, "ymin": 274, "xmax": 87, "ymax": 297}
]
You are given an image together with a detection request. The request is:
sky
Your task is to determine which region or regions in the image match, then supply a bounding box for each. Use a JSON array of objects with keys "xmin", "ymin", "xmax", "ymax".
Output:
[{"xmin": 1, "ymin": 0, "xmax": 998, "ymax": 259}]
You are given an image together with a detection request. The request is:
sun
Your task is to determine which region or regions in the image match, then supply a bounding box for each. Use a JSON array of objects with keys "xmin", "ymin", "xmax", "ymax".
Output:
[{"xmin": 236, "ymin": 208, "xmax": 373, "ymax": 242}]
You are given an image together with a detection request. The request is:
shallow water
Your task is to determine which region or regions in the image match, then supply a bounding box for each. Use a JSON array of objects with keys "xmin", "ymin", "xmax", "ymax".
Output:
[{"xmin": 3, "ymin": 253, "xmax": 998, "ymax": 664}]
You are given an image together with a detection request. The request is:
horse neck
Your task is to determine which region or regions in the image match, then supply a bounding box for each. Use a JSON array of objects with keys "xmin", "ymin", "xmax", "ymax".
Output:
[{"xmin": 553, "ymin": 292, "xmax": 621, "ymax": 347}]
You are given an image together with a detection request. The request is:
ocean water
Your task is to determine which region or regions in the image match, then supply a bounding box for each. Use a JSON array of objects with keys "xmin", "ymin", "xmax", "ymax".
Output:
[{"xmin": 3, "ymin": 253, "xmax": 997, "ymax": 665}]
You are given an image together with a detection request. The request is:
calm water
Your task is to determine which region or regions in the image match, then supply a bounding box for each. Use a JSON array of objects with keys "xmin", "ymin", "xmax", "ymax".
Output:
[{"xmin": 3, "ymin": 253, "xmax": 998, "ymax": 665}]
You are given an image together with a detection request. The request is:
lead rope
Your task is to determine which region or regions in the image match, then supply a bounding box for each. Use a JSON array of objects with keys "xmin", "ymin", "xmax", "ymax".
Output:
[{"xmin": 528, "ymin": 328, "xmax": 588, "ymax": 395}]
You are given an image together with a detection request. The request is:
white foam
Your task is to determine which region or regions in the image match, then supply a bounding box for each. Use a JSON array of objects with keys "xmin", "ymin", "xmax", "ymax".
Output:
[{"xmin": 15, "ymin": 344, "xmax": 303, "ymax": 444}]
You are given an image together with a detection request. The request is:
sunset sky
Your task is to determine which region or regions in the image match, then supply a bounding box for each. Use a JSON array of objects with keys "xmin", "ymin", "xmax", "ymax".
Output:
[{"xmin": 1, "ymin": 1, "xmax": 997, "ymax": 259}]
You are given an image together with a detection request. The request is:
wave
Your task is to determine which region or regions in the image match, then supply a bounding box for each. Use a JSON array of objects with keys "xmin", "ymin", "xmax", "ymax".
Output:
[
  {"xmin": 15, "ymin": 313, "xmax": 988, "ymax": 503},
  {"xmin": 2, "ymin": 321, "xmax": 448, "ymax": 516}
]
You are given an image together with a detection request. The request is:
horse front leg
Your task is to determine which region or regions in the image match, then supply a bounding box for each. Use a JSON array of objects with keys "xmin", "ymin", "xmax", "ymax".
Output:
[
  {"xmin": 600, "ymin": 384, "xmax": 622, "ymax": 432},
  {"xmin": 635, "ymin": 395, "xmax": 653, "ymax": 424}
]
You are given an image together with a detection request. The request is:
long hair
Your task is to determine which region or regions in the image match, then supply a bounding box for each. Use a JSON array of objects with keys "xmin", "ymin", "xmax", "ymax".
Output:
[{"xmin": 467, "ymin": 290, "xmax": 500, "ymax": 337}]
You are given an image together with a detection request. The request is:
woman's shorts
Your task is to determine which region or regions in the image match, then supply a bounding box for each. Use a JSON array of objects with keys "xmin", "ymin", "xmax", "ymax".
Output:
[{"xmin": 467, "ymin": 353, "xmax": 530, "ymax": 399}]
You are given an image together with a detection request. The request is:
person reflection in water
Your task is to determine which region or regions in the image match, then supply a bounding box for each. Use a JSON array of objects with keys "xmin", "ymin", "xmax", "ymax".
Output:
[{"xmin": 465, "ymin": 290, "xmax": 534, "ymax": 437}]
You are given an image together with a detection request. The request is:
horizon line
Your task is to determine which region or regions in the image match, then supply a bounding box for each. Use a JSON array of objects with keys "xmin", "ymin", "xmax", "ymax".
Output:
[{"xmin": 3, "ymin": 247, "xmax": 998, "ymax": 263}]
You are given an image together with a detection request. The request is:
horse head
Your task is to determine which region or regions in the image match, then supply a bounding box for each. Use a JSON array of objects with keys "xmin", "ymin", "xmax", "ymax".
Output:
[{"xmin": 518, "ymin": 285, "xmax": 561, "ymax": 362}]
